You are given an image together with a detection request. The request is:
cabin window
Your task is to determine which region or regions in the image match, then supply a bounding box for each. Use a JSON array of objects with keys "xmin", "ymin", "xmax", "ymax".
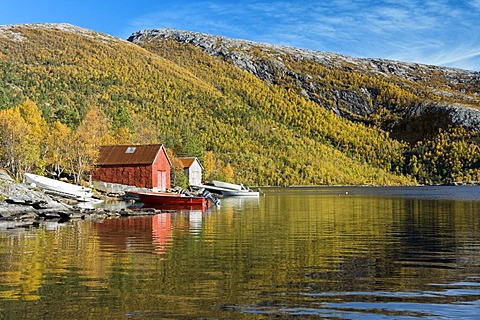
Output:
[{"xmin": 125, "ymin": 146, "xmax": 136, "ymax": 153}]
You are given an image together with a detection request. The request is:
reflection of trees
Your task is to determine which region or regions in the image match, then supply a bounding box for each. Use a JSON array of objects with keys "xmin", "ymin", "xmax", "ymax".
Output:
[
  {"xmin": 395, "ymin": 200, "xmax": 457, "ymax": 256},
  {"xmin": 0, "ymin": 222, "xmax": 101, "ymax": 301},
  {"xmin": 221, "ymin": 193, "xmax": 480, "ymax": 295},
  {"xmin": 1, "ymin": 192, "xmax": 480, "ymax": 318},
  {"xmin": 389, "ymin": 199, "xmax": 479, "ymax": 285}
]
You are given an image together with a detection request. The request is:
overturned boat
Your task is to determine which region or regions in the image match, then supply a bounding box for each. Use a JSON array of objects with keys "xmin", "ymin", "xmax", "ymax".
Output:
[
  {"xmin": 192, "ymin": 180, "xmax": 260, "ymax": 197},
  {"xmin": 24, "ymin": 173, "xmax": 97, "ymax": 202}
]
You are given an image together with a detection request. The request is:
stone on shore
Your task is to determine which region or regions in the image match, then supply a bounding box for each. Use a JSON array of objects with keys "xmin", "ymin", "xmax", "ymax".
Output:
[{"xmin": 0, "ymin": 169, "xmax": 153, "ymax": 229}]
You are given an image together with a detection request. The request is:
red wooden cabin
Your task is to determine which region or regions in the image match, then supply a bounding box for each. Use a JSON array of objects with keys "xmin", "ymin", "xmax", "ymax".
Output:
[{"xmin": 92, "ymin": 144, "xmax": 171, "ymax": 191}]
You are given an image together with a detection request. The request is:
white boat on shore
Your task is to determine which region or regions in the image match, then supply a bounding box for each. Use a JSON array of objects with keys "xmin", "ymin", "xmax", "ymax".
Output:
[
  {"xmin": 193, "ymin": 180, "xmax": 260, "ymax": 197},
  {"xmin": 212, "ymin": 180, "xmax": 244, "ymax": 191},
  {"xmin": 218, "ymin": 187, "xmax": 260, "ymax": 197},
  {"xmin": 25, "ymin": 173, "xmax": 97, "ymax": 202}
]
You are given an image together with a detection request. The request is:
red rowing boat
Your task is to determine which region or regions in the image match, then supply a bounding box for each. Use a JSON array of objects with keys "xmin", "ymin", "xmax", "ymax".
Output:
[{"xmin": 132, "ymin": 191, "xmax": 207, "ymax": 209}]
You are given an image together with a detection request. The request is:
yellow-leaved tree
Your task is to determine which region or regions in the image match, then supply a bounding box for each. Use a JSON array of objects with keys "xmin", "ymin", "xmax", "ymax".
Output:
[
  {"xmin": 202, "ymin": 151, "xmax": 218, "ymax": 182},
  {"xmin": 0, "ymin": 107, "xmax": 29, "ymax": 179},
  {"xmin": 131, "ymin": 112, "xmax": 159, "ymax": 144},
  {"xmin": 68, "ymin": 108, "xmax": 112, "ymax": 185},
  {"xmin": 18, "ymin": 99, "xmax": 47, "ymax": 174},
  {"xmin": 45, "ymin": 120, "xmax": 72, "ymax": 178},
  {"xmin": 221, "ymin": 163, "xmax": 235, "ymax": 183}
]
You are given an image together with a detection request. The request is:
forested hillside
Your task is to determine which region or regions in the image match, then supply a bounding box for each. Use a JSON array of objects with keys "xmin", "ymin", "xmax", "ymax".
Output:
[
  {"xmin": 0, "ymin": 24, "xmax": 479, "ymax": 186},
  {"xmin": 129, "ymin": 29, "xmax": 480, "ymax": 184},
  {"xmin": 129, "ymin": 29, "xmax": 480, "ymax": 140}
]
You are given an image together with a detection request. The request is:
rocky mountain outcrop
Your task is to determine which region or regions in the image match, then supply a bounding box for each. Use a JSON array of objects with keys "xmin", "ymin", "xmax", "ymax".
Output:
[{"xmin": 129, "ymin": 28, "xmax": 480, "ymax": 139}]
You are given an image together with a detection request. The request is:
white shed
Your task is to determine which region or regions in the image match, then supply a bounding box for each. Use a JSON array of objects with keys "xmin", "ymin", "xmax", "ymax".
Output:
[{"xmin": 178, "ymin": 157, "xmax": 203, "ymax": 186}]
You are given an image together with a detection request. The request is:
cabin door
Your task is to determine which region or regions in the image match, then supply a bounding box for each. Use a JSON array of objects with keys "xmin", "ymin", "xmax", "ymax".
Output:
[{"xmin": 157, "ymin": 170, "xmax": 167, "ymax": 191}]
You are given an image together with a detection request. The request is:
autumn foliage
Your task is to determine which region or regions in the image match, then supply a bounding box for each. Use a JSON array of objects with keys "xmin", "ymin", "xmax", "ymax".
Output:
[{"xmin": 0, "ymin": 25, "xmax": 479, "ymax": 186}]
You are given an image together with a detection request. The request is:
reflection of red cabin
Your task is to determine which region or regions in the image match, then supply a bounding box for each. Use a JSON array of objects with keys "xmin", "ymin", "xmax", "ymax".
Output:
[
  {"xmin": 94, "ymin": 214, "xmax": 172, "ymax": 255},
  {"xmin": 92, "ymin": 144, "xmax": 171, "ymax": 191}
]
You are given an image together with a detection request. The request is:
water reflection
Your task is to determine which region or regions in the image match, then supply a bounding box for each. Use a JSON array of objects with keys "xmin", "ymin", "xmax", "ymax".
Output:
[
  {"xmin": 220, "ymin": 196, "xmax": 261, "ymax": 209},
  {"xmin": 76, "ymin": 198, "xmax": 140, "ymax": 210},
  {"xmin": 1, "ymin": 186, "xmax": 480, "ymax": 319},
  {"xmin": 94, "ymin": 209, "xmax": 209, "ymax": 255},
  {"xmin": 188, "ymin": 210, "xmax": 203, "ymax": 235},
  {"xmin": 152, "ymin": 213, "xmax": 171, "ymax": 254}
]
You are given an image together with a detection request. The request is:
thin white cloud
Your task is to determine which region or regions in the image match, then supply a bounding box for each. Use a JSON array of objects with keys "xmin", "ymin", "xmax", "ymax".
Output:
[
  {"xmin": 126, "ymin": 0, "xmax": 480, "ymax": 70},
  {"xmin": 470, "ymin": 0, "xmax": 480, "ymax": 10}
]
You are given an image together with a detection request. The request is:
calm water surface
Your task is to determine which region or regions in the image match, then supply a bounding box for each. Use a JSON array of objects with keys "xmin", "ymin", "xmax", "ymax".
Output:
[{"xmin": 1, "ymin": 186, "xmax": 480, "ymax": 319}]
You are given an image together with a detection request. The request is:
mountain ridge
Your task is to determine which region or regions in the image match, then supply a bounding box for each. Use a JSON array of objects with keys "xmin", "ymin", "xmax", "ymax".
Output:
[
  {"xmin": 128, "ymin": 28, "xmax": 478, "ymax": 74},
  {"xmin": 128, "ymin": 28, "xmax": 480, "ymax": 140}
]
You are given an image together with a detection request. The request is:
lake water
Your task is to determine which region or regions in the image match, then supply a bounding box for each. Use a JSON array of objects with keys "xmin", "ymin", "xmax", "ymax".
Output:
[{"xmin": 1, "ymin": 186, "xmax": 480, "ymax": 319}]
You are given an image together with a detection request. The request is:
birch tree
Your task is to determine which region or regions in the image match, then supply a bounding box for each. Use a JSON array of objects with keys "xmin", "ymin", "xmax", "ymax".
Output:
[
  {"xmin": 0, "ymin": 107, "xmax": 29, "ymax": 179},
  {"xmin": 18, "ymin": 99, "xmax": 47, "ymax": 174},
  {"xmin": 68, "ymin": 108, "xmax": 111, "ymax": 184},
  {"xmin": 45, "ymin": 120, "xmax": 71, "ymax": 177}
]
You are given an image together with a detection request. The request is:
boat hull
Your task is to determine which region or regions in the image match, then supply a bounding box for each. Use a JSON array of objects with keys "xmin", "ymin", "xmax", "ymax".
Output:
[
  {"xmin": 221, "ymin": 189, "xmax": 260, "ymax": 197},
  {"xmin": 133, "ymin": 191, "xmax": 207, "ymax": 209},
  {"xmin": 212, "ymin": 180, "xmax": 243, "ymax": 191},
  {"xmin": 25, "ymin": 173, "xmax": 95, "ymax": 202},
  {"xmin": 141, "ymin": 203, "xmax": 206, "ymax": 211},
  {"xmin": 192, "ymin": 184, "xmax": 260, "ymax": 197}
]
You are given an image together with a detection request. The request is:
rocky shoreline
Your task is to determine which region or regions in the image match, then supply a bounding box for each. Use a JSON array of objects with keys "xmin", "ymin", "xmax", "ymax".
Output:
[{"xmin": 0, "ymin": 171, "xmax": 161, "ymax": 230}]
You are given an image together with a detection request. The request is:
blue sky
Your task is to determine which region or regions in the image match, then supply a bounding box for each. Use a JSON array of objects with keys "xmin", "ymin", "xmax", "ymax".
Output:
[{"xmin": 2, "ymin": 1, "xmax": 479, "ymax": 71}]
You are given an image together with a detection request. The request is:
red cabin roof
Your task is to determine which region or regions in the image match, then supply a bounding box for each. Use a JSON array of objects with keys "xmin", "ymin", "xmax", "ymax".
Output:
[{"xmin": 96, "ymin": 144, "xmax": 171, "ymax": 166}]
